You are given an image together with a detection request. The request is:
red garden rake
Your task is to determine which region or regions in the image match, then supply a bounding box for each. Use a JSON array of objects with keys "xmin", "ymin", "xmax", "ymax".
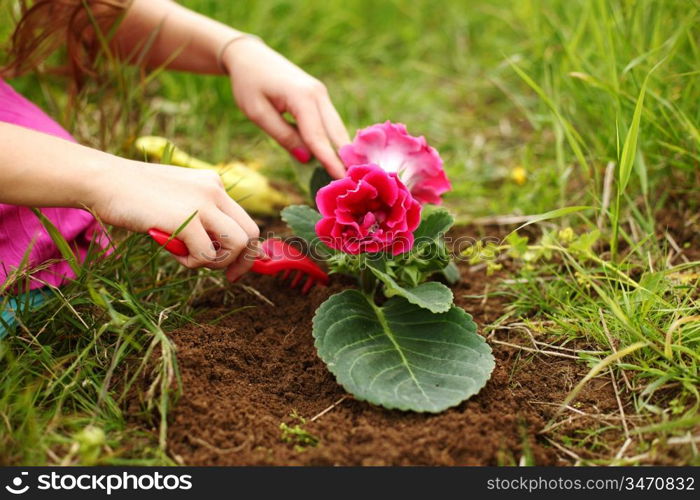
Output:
[{"xmin": 148, "ymin": 228, "xmax": 329, "ymax": 294}]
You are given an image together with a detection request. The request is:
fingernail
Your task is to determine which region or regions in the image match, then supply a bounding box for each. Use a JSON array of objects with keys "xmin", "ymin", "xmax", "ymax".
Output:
[{"xmin": 291, "ymin": 147, "xmax": 312, "ymax": 163}]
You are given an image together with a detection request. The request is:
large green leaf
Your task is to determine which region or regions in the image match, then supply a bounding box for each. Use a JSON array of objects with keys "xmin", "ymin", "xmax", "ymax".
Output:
[
  {"xmin": 368, "ymin": 265, "xmax": 453, "ymax": 313},
  {"xmin": 313, "ymin": 290, "xmax": 494, "ymax": 412},
  {"xmin": 413, "ymin": 205, "xmax": 454, "ymax": 242}
]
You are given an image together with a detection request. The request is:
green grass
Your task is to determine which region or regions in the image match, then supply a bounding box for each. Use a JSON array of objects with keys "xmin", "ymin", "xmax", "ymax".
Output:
[{"xmin": 2, "ymin": 0, "xmax": 699, "ymax": 464}]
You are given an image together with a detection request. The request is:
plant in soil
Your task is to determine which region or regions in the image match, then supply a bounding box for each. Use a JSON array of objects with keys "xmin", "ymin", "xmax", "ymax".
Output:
[
  {"xmin": 279, "ymin": 411, "xmax": 319, "ymax": 451},
  {"xmin": 282, "ymin": 122, "xmax": 495, "ymax": 413}
]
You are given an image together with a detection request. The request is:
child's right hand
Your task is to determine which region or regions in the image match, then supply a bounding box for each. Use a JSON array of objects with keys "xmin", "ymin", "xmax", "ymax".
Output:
[{"xmin": 91, "ymin": 159, "xmax": 260, "ymax": 281}]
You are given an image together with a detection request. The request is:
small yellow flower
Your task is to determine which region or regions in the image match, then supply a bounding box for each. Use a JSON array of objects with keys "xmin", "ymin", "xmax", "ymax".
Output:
[
  {"xmin": 486, "ymin": 262, "xmax": 503, "ymax": 276},
  {"xmin": 558, "ymin": 227, "xmax": 575, "ymax": 245},
  {"xmin": 511, "ymin": 166, "xmax": 527, "ymax": 185}
]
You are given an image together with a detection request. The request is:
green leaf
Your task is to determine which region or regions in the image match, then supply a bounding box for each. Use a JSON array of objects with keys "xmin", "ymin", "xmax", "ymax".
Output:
[
  {"xmin": 610, "ymin": 62, "xmax": 662, "ymax": 259},
  {"xmin": 368, "ymin": 265, "xmax": 453, "ymax": 313},
  {"xmin": 569, "ymin": 229, "xmax": 600, "ymax": 256},
  {"xmin": 506, "ymin": 232, "xmax": 529, "ymax": 258},
  {"xmin": 413, "ymin": 205, "xmax": 454, "ymax": 242},
  {"xmin": 309, "ymin": 166, "xmax": 334, "ymax": 203},
  {"xmin": 398, "ymin": 266, "xmax": 422, "ymax": 288},
  {"xmin": 313, "ymin": 290, "xmax": 494, "ymax": 413},
  {"xmin": 440, "ymin": 261, "xmax": 461, "ymax": 285},
  {"xmin": 617, "ymin": 72, "xmax": 649, "ymax": 195},
  {"xmin": 389, "ymin": 281, "xmax": 454, "ymax": 314},
  {"xmin": 281, "ymin": 204, "xmax": 325, "ymax": 246}
]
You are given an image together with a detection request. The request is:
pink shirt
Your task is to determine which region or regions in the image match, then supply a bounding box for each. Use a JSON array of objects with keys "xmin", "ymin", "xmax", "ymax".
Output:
[{"xmin": 0, "ymin": 79, "xmax": 104, "ymax": 290}]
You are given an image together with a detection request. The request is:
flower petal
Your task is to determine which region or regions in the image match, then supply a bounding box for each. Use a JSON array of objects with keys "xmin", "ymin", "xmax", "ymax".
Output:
[
  {"xmin": 339, "ymin": 121, "xmax": 451, "ymax": 204},
  {"xmin": 316, "ymin": 177, "xmax": 357, "ymax": 215}
]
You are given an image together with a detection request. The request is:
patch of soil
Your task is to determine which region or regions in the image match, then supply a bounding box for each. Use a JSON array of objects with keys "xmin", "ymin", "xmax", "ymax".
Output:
[
  {"xmin": 152, "ymin": 223, "xmax": 623, "ymax": 465},
  {"xmin": 656, "ymin": 203, "xmax": 700, "ymax": 262}
]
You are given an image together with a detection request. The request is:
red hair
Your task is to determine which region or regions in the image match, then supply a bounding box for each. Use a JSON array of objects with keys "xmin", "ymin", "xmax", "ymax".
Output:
[{"xmin": 2, "ymin": 0, "xmax": 130, "ymax": 87}]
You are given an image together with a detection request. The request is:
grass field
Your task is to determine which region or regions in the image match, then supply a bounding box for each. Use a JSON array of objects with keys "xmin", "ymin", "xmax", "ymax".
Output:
[{"xmin": 1, "ymin": 0, "xmax": 698, "ymax": 465}]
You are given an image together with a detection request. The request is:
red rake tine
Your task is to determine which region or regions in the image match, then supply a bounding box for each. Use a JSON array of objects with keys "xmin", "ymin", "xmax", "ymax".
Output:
[
  {"xmin": 290, "ymin": 271, "xmax": 303, "ymax": 288},
  {"xmin": 301, "ymin": 277, "xmax": 315, "ymax": 294},
  {"xmin": 148, "ymin": 229, "xmax": 329, "ymax": 293},
  {"xmin": 250, "ymin": 239, "xmax": 329, "ymax": 292}
]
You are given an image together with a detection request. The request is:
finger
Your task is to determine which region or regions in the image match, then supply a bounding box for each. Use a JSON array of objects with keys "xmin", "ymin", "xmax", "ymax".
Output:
[
  {"xmin": 200, "ymin": 210, "xmax": 251, "ymax": 269},
  {"xmin": 225, "ymin": 238, "xmax": 261, "ymax": 282},
  {"xmin": 174, "ymin": 219, "xmax": 222, "ymax": 269},
  {"xmin": 291, "ymin": 99, "xmax": 346, "ymax": 179},
  {"xmin": 317, "ymin": 96, "xmax": 351, "ymax": 149},
  {"xmin": 216, "ymin": 194, "xmax": 260, "ymax": 241},
  {"xmin": 245, "ymin": 98, "xmax": 311, "ymax": 163}
]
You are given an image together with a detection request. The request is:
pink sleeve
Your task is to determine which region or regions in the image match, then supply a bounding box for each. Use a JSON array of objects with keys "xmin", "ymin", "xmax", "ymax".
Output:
[{"xmin": 0, "ymin": 78, "xmax": 108, "ymax": 292}]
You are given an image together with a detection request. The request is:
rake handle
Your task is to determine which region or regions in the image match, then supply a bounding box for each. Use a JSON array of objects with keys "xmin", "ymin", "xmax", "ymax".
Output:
[{"xmin": 148, "ymin": 228, "xmax": 190, "ymax": 257}]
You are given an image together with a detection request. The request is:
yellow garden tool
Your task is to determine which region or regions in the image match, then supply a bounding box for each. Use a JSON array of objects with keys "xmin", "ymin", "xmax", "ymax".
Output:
[{"xmin": 134, "ymin": 136, "xmax": 289, "ymax": 216}]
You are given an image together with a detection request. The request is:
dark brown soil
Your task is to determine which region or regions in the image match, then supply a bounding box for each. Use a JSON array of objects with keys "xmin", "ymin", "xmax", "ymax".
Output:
[
  {"xmin": 656, "ymin": 203, "xmax": 700, "ymax": 262},
  {"xmin": 153, "ymin": 223, "xmax": 623, "ymax": 466}
]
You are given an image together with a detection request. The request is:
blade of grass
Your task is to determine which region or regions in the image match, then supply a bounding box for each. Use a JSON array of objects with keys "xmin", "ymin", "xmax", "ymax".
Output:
[
  {"xmin": 507, "ymin": 205, "xmax": 593, "ymax": 238},
  {"xmin": 610, "ymin": 61, "xmax": 662, "ymax": 259},
  {"xmin": 30, "ymin": 208, "xmax": 81, "ymax": 276}
]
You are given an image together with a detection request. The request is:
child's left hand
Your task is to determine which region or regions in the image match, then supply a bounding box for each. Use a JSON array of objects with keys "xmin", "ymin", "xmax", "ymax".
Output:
[{"xmin": 221, "ymin": 38, "xmax": 350, "ymax": 179}]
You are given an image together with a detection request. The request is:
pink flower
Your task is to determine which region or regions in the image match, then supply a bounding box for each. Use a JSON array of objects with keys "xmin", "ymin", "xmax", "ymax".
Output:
[
  {"xmin": 315, "ymin": 164, "xmax": 421, "ymax": 255},
  {"xmin": 339, "ymin": 121, "xmax": 451, "ymax": 205}
]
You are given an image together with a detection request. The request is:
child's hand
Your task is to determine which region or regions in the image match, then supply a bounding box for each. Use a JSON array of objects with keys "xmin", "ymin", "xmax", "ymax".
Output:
[
  {"xmin": 92, "ymin": 159, "xmax": 260, "ymax": 281},
  {"xmin": 222, "ymin": 38, "xmax": 350, "ymax": 179}
]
